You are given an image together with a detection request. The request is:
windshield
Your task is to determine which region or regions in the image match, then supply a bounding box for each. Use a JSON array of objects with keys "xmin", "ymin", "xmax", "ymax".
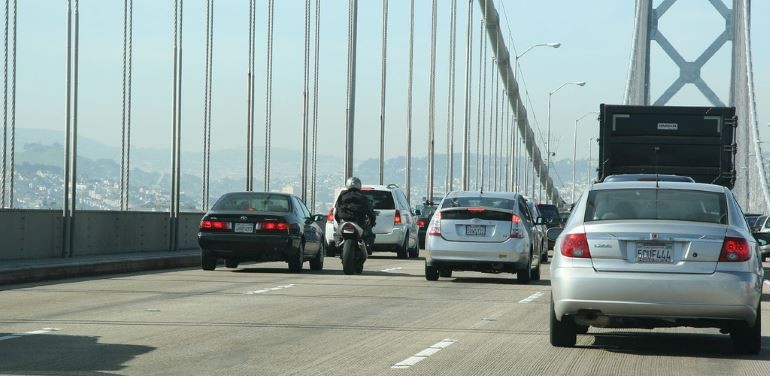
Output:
[
  {"xmin": 537, "ymin": 204, "xmax": 560, "ymax": 219},
  {"xmin": 212, "ymin": 193, "xmax": 291, "ymax": 212},
  {"xmin": 441, "ymin": 196, "xmax": 515, "ymax": 211},
  {"xmin": 584, "ymin": 189, "xmax": 726, "ymax": 224}
]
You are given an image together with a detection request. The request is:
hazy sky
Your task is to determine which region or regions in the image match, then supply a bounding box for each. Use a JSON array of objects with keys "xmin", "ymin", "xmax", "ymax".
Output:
[{"xmin": 6, "ymin": 0, "xmax": 770, "ymax": 177}]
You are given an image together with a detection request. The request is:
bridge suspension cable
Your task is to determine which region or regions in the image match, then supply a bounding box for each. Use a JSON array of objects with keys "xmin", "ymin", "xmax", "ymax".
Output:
[
  {"xmin": 310, "ymin": 0, "xmax": 320, "ymax": 212},
  {"xmin": 445, "ymin": 0, "xmax": 457, "ymax": 193},
  {"xmin": 378, "ymin": 0, "xmax": 387, "ymax": 185},
  {"xmin": 427, "ymin": 0, "xmax": 437, "ymax": 202},
  {"xmin": 245, "ymin": 0, "xmax": 255, "ymax": 191},
  {"xmin": 301, "ymin": 0, "xmax": 310, "ymax": 201},
  {"xmin": 264, "ymin": 0, "xmax": 274, "ymax": 191},
  {"xmin": 201, "ymin": 0, "xmax": 213, "ymax": 210},
  {"xmin": 405, "ymin": 0, "xmax": 414, "ymax": 203}
]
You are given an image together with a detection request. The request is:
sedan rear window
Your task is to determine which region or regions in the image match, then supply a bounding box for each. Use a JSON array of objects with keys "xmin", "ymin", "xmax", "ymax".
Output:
[
  {"xmin": 584, "ymin": 189, "xmax": 726, "ymax": 224},
  {"xmin": 441, "ymin": 196, "xmax": 515, "ymax": 211},
  {"xmin": 213, "ymin": 193, "xmax": 291, "ymax": 212}
]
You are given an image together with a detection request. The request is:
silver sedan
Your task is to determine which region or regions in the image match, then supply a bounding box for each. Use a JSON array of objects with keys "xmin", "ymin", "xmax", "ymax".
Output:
[{"xmin": 549, "ymin": 181, "xmax": 764, "ymax": 354}]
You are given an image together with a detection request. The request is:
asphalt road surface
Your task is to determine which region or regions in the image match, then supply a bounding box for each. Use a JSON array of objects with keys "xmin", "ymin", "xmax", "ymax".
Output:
[{"xmin": 1, "ymin": 252, "xmax": 769, "ymax": 376}]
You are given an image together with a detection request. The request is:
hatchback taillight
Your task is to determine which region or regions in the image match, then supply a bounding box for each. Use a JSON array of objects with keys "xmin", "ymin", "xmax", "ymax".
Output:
[
  {"xmin": 327, "ymin": 208, "xmax": 334, "ymax": 223},
  {"xmin": 417, "ymin": 219, "xmax": 426, "ymax": 228},
  {"xmin": 394, "ymin": 209, "xmax": 402, "ymax": 224},
  {"xmin": 427, "ymin": 212, "xmax": 441, "ymax": 236},
  {"xmin": 511, "ymin": 214, "xmax": 523, "ymax": 239},
  {"xmin": 200, "ymin": 220, "xmax": 230, "ymax": 230},
  {"xmin": 719, "ymin": 236, "xmax": 750, "ymax": 262},
  {"xmin": 561, "ymin": 233, "xmax": 591, "ymax": 258}
]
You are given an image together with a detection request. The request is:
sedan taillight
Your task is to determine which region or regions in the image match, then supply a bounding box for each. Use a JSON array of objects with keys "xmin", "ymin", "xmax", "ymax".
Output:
[
  {"xmin": 261, "ymin": 221, "xmax": 289, "ymax": 232},
  {"xmin": 561, "ymin": 233, "xmax": 591, "ymax": 258},
  {"xmin": 719, "ymin": 236, "xmax": 750, "ymax": 262},
  {"xmin": 427, "ymin": 212, "xmax": 442, "ymax": 236},
  {"xmin": 200, "ymin": 220, "xmax": 230, "ymax": 231}
]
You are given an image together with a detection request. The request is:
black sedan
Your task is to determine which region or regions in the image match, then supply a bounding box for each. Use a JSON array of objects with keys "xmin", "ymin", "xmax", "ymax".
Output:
[{"xmin": 198, "ymin": 192, "xmax": 325, "ymax": 272}]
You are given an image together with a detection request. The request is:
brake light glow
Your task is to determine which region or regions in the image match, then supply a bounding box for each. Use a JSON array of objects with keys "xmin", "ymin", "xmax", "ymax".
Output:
[
  {"xmin": 561, "ymin": 233, "xmax": 591, "ymax": 258},
  {"xmin": 417, "ymin": 219, "xmax": 426, "ymax": 228},
  {"xmin": 719, "ymin": 236, "xmax": 750, "ymax": 262},
  {"xmin": 510, "ymin": 214, "xmax": 523, "ymax": 238},
  {"xmin": 200, "ymin": 220, "xmax": 229, "ymax": 230},
  {"xmin": 262, "ymin": 221, "xmax": 289, "ymax": 232},
  {"xmin": 394, "ymin": 209, "xmax": 402, "ymax": 224},
  {"xmin": 428, "ymin": 212, "xmax": 442, "ymax": 236},
  {"xmin": 327, "ymin": 208, "xmax": 334, "ymax": 223},
  {"xmin": 467, "ymin": 207, "xmax": 486, "ymax": 213}
]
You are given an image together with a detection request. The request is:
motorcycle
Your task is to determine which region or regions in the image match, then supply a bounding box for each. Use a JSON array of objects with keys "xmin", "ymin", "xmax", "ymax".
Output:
[{"xmin": 336, "ymin": 221, "xmax": 369, "ymax": 275}]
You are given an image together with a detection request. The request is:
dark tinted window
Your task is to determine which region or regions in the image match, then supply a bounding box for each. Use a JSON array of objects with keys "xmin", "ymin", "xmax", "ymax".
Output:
[
  {"xmin": 339, "ymin": 190, "xmax": 396, "ymax": 210},
  {"xmin": 537, "ymin": 204, "xmax": 560, "ymax": 219},
  {"xmin": 441, "ymin": 196, "xmax": 515, "ymax": 211},
  {"xmin": 213, "ymin": 193, "xmax": 291, "ymax": 212},
  {"xmin": 584, "ymin": 189, "xmax": 726, "ymax": 224}
]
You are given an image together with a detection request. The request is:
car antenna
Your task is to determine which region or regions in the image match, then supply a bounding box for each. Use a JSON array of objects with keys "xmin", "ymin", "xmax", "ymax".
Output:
[{"xmin": 653, "ymin": 146, "xmax": 661, "ymax": 188}]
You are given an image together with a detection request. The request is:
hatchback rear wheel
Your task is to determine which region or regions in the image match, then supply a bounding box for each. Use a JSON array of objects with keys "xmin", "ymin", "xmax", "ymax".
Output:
[
  {"xmin": 517, "ymin": 253, "xmax": 532, "ymax": 284},
  {"xmin": 550, "ymin": 298, "xmax": 577, "ymax": 347},
  {"xmin": 425, "ymin": 263, "xmax": 439, "ymax": 281}
]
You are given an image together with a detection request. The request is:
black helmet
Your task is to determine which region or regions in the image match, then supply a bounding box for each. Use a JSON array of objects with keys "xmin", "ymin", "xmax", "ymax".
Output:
[{"xmin": 345, "ymin": 177, "xmax": 362, "ymax": 190}]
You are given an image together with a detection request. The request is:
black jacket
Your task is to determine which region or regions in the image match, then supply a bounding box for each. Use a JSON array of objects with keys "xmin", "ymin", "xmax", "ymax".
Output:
[{"xmin": 334, "ymin": 189, "xmax": 376, "ymax": 227}]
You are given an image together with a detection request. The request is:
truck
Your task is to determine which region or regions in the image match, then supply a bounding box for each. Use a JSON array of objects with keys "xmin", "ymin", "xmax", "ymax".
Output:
[{"xmin": 597, "ymin": 104, "xmax": 737, "ymax": 188}]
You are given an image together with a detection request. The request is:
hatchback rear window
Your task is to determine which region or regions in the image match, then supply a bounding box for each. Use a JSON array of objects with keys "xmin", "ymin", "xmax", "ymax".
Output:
[
  {"xmin": 441, "ymin": 196, "xmax": 515, "ymax": 211},
  {"xmin": 584, "ymin": 189, "xmax": 726, "ymax": 224},
  {"xmin": 213, "ymin": 193, "xmax": 291, "ymax": 212}
]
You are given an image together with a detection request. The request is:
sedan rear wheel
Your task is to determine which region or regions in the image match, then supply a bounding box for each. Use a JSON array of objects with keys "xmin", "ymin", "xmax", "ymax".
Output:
[
  {"xmin": 224, "ymin": 258, "xmax": 239, "ymax": 269},
  {"xmin": 425, "ymin": 263, "xmax": 439, "ymax": 281},
  {"xmin": 288, "ymin": 243, "xmax": 304, "ymax": 273},
  {"xmin": 550, "ymin": 298, "xmax": 577, "ymax": 347},
  {"xmin": 201, "ymin": 249, "xmax": 217, "ymax": 271},
  {"xmin": 731, "ymin": 302, "xmax": 761, "ymax": 354}
]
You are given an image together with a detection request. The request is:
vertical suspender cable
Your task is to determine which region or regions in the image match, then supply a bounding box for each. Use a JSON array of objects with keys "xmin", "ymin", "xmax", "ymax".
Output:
[
  {"xmin": 70, "ymin": 0, "xmax": 80, "ymax": 255},
  {"xmin": 378, "ymin": 0, "xmax": 387, "ymax": 185},
  {"xmin": 445, "ymin": 0, "xmax": 456, "ymax": 193},
  {"xmin": 2, "ymin": 0, "xmax": 8, "ymax": 208},
  {"xmin": 264, "ymin": 0, "xmax": 274, "ymax": 191},
  {"xmin": 120, "ymin": 0, "xmax": 128, "ymax": 210},
  {"xmin": 126, "ymin": 0, "xmax": 132, "ymax": 209},
  {"xmin": 493, "ymin": 58, "xmax": 498, "ymax": 191},
  {"xmin": 62, "ymin": 0, "xmax": 72, "ymax": 256},
  {"xmin": 474, "ymin": 17, "xmax": 482, "ymax": 189},
  {"xmin": 460, "ymin": 0, "xmax": 472, "ymax": 190},
  {"xmin": 344, "ymin": 0, "xmax": 358, "ymax": 181},
  {"xmin": 8, "ymin": 0, "xmax": 15, "ymax": 207},
  {"xmin": 169, "ymin": 0, "xmax": 183, "ymax": 251},
  {"xmin": 480, "ymin": 1, "xmax": 487, "ymax": 190},
  {"xmin": 487, "ymin": 48, "xmax": 494, "ymax": 190},
  {"xmin": 405, "ymin": 0, "xmax": 414, "ymax": 203},
  {"xmin": 301, "ymin": 0, "xmax": 310, "ymax": 200},
  {"xmin": 205, "ymin": 0, "xmax": 213, "ymax": 209},
  {"xmin": 427, "ymin": 0, "xmax": 437, "ymax": 202},
  {"xmin": 310, "ymin": 0, "xmax": 320, "ymax": 211},
  {"xmin": 245, "ymin": 0, "xmax": 254, "ymax": 191},
  {"xmin": 202, "ymin": 0, "xmax": 211, "ymax": 209}
]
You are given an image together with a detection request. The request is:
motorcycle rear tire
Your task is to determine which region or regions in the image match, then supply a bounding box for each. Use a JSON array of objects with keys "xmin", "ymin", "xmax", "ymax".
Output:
[{"xmin": 342, "ymin": 240, "xmax": 356, "ymax": 275}]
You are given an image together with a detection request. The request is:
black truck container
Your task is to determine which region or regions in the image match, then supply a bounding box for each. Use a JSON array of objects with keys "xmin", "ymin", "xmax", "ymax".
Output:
[{"xmin": 598, "ymin": 104, "xmax": 736, "ymax": 188}]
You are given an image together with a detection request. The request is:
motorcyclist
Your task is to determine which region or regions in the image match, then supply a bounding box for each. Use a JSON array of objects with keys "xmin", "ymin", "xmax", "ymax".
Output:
[{"xmin": 334, "ymin": 177, "xmax": 376, "ymax": 249}]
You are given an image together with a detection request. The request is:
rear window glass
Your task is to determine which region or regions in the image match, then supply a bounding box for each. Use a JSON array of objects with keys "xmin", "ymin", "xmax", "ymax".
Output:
[
  {"xmin": 213, "ymin": 193, "xmax": 291, "ymax": 212},
  {"xmin": 584, "ymin": 189, "xmax": 726, "ymax": 224},
  {"xmin": 441, "ymin": 196, "xmax": 515, "ymax": 211},
  {"xmin": 537, "ymin": 204, "xmax": 559, "ymax": 219},
  {"xmin": 339, "ymin": 189, "xmax": 396, "ymax": 210}
]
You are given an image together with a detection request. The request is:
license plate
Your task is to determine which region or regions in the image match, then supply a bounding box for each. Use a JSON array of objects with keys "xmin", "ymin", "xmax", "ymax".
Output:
[
  {"xmin": 465, "ymin": 225, "xmax": 486, "ymax": 236},
  {"xmin": 234, "ymin": 223, "xmax": 254, "ymax": 233},
  {"xmin": 635, "ymin": 242, "xmax": 674, "ymax": 264}
]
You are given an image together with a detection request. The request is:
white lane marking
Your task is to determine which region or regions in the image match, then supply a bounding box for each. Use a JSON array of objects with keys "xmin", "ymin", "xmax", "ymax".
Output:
[
  {"xmin": 518, "ymin": 291, "xmax": 544, "ymax": 304},
  {"xmin": 0, "ymin": 328, "xmax": 60, "ymax": 342},
  {"xmin": 391, "ymin": 339, "xmax": 457, "ymax": 369},
  {"xmin": 764, "ymin": 280, "xmax": 769, "ymax": 287},
  {"xmin": 245, "ymin": 284, "xmax": 295, "ymax": 295},
  {"xmin": 381, "ymin": 267, "xmax": 403, "ymax": 272}
]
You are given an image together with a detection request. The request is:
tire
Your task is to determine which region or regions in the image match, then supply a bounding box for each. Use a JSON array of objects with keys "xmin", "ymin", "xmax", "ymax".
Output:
[
  {"xmin": 531, "ymin": 249, "xmax": 541, "ymax": 281},
  {"xmin": 396, "ymin": 235, "xmax": 408, "ymax": 259},
  {"xmin": 550, "ymin": 298, "xmax": 577, "ymax": 347},
  {"xmin": 517, "ymin": 252, "xmax": 532, "ymax": 284},
  {"xmin": 732, "ymin": 302, "xmax": 761, "ymax": 354},
  {"xmin": 224, "ymin": 258, "xmax": 239, "ymax": 269},
  {"xmin": 425, "ymin": 263, "xmax": 439, "ymax": 281},
  {"xmin": 762, "ymin": 254, "xmax": 767, "ymax": 263},
  {"xmin": 355, "ymin": 261, "xmax": 364, "ymax": 274},
  {"xmin": 575, "ymin": 325, "xmax": 589, "ymax": 334},
  {"xmin": 541, "ymin": 240, "xmax": 550, "ymax": 264},
  {"xmin": 310, "ymin": 242, "xmax": 325, "ymax": 271},
  {"xmin": 288, "ymin": 243, "xmax": 304, "ymax": 273},
  {"xmin": 408, "ymin": 239, "xmax": 420, "ymax": 259},
  {"xmin": 326, "ymin": 242, "xmax": 337, "ymax": 258},
  {"xmin": 342, "ymin": 240, "xmax": 356, "ymax": 275},
  {"xmin": 201, "ymin": 249, "xmax": 217, "ymax": 271},
  {"xmin": 439, "ymin": 268, "xmax": 452, "ymax": 278}
]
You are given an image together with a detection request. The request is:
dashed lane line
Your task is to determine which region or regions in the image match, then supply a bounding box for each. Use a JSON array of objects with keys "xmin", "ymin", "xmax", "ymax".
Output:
[
  {"xmin": 391, "ymin": 339, "xmax": 457, "ymax": 369},
  {"xmin": 381, "ymin": 267, "xmax": 403, "ymax": 272},
  {"xmin": 245, "ymin": 284, "xmax": 296, "ymax": 295},
  {"xmin": 518, "ymin": 291, "xmax": 545, "ymax": 304},
  {"xmin": 0, "ymin": 328, "xmax": 60, "ymax": 342}
]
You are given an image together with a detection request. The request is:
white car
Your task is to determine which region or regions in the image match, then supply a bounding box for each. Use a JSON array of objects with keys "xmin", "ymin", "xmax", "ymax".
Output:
[{"xmin": 325, "ymin": 184, "xmax": 420, "ymax": 259}]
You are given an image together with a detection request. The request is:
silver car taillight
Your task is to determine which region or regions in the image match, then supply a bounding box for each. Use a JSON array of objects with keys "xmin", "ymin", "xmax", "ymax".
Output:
[
  {"xmin": 428, "ymin": 212, "xmax": 442, "ymax": 236},
  {"xmin": 511, "ymin": 214, "xmax": 524, "ymax": 239}
]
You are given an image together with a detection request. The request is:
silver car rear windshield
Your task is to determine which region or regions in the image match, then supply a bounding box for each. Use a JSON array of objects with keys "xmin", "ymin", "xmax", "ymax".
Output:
[
  {"xmin": 584, "ymin": 189, "xmax": 727, "ymax": 224},
  {"xmin": 213, "ymin": 193, "xmax": 291, "ymax": 212},
  {"xmin": 441, "ymin": 196, "xmax": 515, "ymax": 211}
]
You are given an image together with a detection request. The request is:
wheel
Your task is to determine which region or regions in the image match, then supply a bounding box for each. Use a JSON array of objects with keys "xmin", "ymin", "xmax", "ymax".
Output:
[
  {"xmin": 408, "ymin": 239, "xmax": 420, "ymax": 258},
  {"xmin": 439, "ymin": 268, "xmax": 452, "ymax": 278},
  {"xmin": 310, "ymin": 241, "xmax": 325, "ymax": 271},
  {"xmin": 224, "ymin": 258, "xmax": 239, "ymax": 269},
  {"xmin": 550, "ymin": 297, "xmax": 577, "ymax": 347},
  {"xmin": 517, "ymin": 253, "xmax": 532, "ymax": 284},
  {"xmin": 541, "ymin": 240, "xmax": 550, "ymax": 264},
  {"xmin": 531, "ymin": 249, "xmax": 541, "ymax": 281},
  {"xmin": 201, "ymin": 249, "xmax": 217, "ymax": 271},
  {"xmin": 762, "ymin": 254, "xmax": 767, "ymax": 263},
  {"xmin": 396, "ymin": 235, "xmax": 408, "ymax": 259},
  {"xmin": 732, "ymin": 302, "xmax": 761, "ymax": 354},
  {"xmin": 355, "ymin": 261, "xmax": 364, "ymax": 274},
  {"xmin": 425, "ymin": 262, "xmax": 439, "ymax": 281},
  {"xmin": 342, "ymin": 240, "xmax": 356, "ymax": 275},
  {"xmin": 288, "ymin": 243, "xmax": 304, "ymax": 273},
  {"xmin": 326, "ymin": 242, "xmax": 337, "ymax": 257}
]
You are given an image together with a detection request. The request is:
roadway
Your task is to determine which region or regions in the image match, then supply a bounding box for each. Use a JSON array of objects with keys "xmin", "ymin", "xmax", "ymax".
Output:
[{"xmin": 1, "ymin": 252, "xmax": 769, "ymax": 376}]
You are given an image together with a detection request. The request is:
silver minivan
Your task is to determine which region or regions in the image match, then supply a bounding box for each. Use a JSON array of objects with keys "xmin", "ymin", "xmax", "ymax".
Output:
[{"xmin": 424, "ymin": 191, "xmax": 544, "ymax": 283}]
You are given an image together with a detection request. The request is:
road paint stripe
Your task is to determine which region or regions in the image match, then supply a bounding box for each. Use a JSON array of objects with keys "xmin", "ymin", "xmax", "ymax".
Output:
[
  {"xmin": 381, "ymin": 267, "xmax": 403, "ymax": 272},
  {"xmin": 245, "ymin": 284, "xmax": 296, "ymax": 295},
  {"xmin": 518, "ymin": 291, "xmax": 544, "ymax": 304},
  {"xmin": 391, "ymin": 339, "xmax": 457, "ymax": 369},
  {"xmin": 0, "ymin": 328, "xmax": 60, "ymax": 342},
  {"xmin": 764, "ymin": 280, "xmax": 769, "ymax": 287}
]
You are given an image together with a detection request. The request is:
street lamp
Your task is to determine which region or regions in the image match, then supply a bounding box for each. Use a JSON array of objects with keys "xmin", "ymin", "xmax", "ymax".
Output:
[
  {"xmin": 513, "ymin": 42, "xmax": 560, "ymax": 196},
  {"xmin": 572, "ymin": 111, "xmax": 599, "ymax": 204},
  {"xmin": 545, "ymin": 81, "xmax": 586, "ymax": 203}
]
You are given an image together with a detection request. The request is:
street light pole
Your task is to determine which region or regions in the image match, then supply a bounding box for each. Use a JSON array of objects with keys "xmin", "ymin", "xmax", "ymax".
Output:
[
  {"xmin": 572, "ymin": 111, "xmax": 598, "ymax": 204},
  {"xmin": 545, "ymin": 81, "xmax": 585, "ymax": 203},
  {"xmin": 587, "ymin": 137, "xmax": 594, "ymax": 186}
]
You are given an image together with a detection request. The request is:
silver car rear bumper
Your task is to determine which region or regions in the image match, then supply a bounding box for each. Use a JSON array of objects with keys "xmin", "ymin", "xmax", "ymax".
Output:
[
  {"xmin": 425, "ymin": 236, "xmax": 528, "ymax": 266},
  {"xmin": 552, "ymin": 266, "xmax": 762, "ymax": 324}
]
